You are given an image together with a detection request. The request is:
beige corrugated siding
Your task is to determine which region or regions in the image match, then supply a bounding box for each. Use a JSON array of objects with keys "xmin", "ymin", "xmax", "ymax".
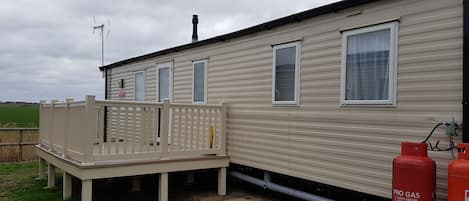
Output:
[{"xmin": 106, "ymin": 0, "xmax": 463, "ymax": 199}]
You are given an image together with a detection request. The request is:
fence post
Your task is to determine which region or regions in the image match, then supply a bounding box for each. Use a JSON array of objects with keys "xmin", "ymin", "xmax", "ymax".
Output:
[
  {"xmin": 83, "ymin": 95, "xmax": 96, "ymax": 164},
  {"xmin": 63, "ymin": 98, "xmax": 73, "ymax": 158},
  {"xmin": 219, "ymin": 102, "xmax": 227, "ymax": 156},
  {"xmin": 18, "ymin": 129, "xmax": 24, "ymax": 161},
  {"xmin": 160, "ymin": 100, "xmax": 170, "ymax": 158}
]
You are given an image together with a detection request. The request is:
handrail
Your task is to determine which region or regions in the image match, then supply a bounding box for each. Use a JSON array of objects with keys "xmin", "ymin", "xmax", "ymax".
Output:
[
  {"xmin": 170, "ymin": 102, "xmax": 223, "ymax": 108},
  {"xmin": 40, "ymin": 101, "xmax": 85, "ymax": 108},
  {"xmin": 96, "ymin": 100, "xmax": 163, "ymax": 106}
]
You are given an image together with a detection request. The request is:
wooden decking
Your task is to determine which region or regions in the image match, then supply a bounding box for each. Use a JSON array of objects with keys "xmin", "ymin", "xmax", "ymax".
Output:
[{"xmin": 36, "ymin": 96, "xmax": 229, "ymax": 201}]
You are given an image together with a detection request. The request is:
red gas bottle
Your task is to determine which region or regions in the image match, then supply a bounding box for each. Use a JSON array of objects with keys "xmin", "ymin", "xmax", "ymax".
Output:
[
  {"xmin": 448, "ymin": 143, "xmax": 469, "ymax": 201},
  {"xmin": 392, "ymin": 142, "xmax": 436, "ymax": 201}
]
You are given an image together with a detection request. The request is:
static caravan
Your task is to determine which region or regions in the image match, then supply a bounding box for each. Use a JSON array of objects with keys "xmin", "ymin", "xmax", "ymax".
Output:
[{"xmin": 37, "ymin": 0, "xmax": 468, "ymax": 200}]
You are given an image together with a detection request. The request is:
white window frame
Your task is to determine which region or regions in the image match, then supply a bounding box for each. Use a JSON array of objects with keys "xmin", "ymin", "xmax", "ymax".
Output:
[
  {"xmin": 134, "ymin": 71, "xmax": 145, "ymax": 102},
  {"xmin": 156, "ymin": 62, "xmax": 173, "ymax": 103},
  {"xmin": 272, "ymin": 41, "xmax": 301, "ymax": 105},
  {"xmin": 340, "ymin": 21, "xmax": 398, "ymax": 106},
  {"xmin": 192, "ymin": 59, "xmax": 208, "ymax": 104}
]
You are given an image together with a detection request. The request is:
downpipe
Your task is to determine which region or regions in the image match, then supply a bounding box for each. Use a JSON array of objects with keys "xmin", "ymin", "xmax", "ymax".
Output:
[{"xmin": 229, "ymin": 171, "xmax": 335, "ymax": 201}]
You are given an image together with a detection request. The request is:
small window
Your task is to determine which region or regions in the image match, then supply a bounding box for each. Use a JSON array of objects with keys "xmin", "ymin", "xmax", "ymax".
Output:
[
  {"xmin": 134, "ymin": 71, "xmax": 145, "ymax": 101},
  {"xmin": 340, "ymin": 22, "xmax": 398, "ymax": 105},
  {"xmin": 272, "ymin": 41, "xmax": 301, "ymax": 105},
  {"xmin": 157, "ymin": 62, "xmax": 172, "ymax": 102},
  {"xmin": 192, "ymin": 60, "xmax": 207, "ymax": 103}
]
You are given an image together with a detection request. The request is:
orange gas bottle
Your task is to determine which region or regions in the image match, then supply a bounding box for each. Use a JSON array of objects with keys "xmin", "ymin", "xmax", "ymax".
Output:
[{"xmin": 448, "ymin": 143, "xmax": 469, "ymax": 201}]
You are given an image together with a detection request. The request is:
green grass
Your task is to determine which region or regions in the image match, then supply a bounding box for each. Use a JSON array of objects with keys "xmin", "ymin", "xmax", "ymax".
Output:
[
  {"xmin": 0, "ymin": 105, "xmax": 39, "ymax": 128},
  {"xmin": 0, "ymin": 161, "xmax": 76, "ymax": 201}
]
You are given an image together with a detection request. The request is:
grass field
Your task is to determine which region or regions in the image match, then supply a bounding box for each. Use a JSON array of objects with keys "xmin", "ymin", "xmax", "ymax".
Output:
[
  {"xmin": 0, "ymin": 104, "xmax": 39, "ymax": 128},
  {"xmin": 0, "ymin": 161, "xmax": 74, "ymax": 201}
]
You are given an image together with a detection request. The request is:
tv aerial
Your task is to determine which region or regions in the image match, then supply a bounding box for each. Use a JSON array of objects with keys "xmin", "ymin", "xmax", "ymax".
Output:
[{"xmin": 92, "ymin": 16, "xmax": 111, "ymax": 67}]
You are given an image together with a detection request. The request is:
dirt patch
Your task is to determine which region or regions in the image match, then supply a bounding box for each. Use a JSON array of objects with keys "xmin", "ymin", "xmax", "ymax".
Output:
[{"xmin": 171, "ymin": 185, "xmax": 284, "ymax": 201}]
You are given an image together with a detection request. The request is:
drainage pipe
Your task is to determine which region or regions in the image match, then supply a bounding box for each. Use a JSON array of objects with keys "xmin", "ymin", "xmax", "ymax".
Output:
[{"xmin": 229, "ymin": 171, "xmax": 335, "ymax": 201}]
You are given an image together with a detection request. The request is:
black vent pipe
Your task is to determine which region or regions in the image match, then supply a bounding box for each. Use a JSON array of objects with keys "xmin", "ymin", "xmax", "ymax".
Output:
[
  {"xmin": 192, "ymin": 15, "xmax": 198, "ymax": 42},
  {"xmin": 464, "ymin": 0, "xmax": 469, "ymax": 142},
  {"xmin": 104, "ymin": 69, "xmax": 108, "ymax": 142}
]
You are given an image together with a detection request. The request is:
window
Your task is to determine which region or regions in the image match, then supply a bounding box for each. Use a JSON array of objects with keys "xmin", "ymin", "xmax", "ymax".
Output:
[
  {"xmin": 134, "ymin": 71, "xmax": 145, "ymax": 101},
  {"xmin": 157, "ymin": 62, "xmax": 172, "ymax": 102},
  {"xmin": 340, "ymin": 22, "xmax": 398, "ymax": 105},
  {"xmin": 272, "ymin": 41, "xmax": 301, "ymax": 105},
  {"xmin": 192, "ymin": 60, "xmax": 207, "ymax": 103}
]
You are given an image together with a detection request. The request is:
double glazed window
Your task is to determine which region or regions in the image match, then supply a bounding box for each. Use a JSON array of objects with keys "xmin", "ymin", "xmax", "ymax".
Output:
[
  {"xmin": 193, "ymin": 60, "xmax": 207, "ymax": 103},
  {"xmin": 272, "ymin": 42, "xmax": 301, "ymax": 105},
  {"xmin": 341, "ymin": 22, "xmax": 398, "ymax": 105},
  {"xmin": 157, "ymin": 62, "xmax": 172, "ymax": 102},
  {"xmin": 134, "ymin": 71, "xmax": 145, "ymax": 101}
]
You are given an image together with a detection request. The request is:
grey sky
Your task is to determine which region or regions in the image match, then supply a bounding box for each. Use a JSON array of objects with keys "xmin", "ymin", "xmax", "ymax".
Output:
[{"xmin": 0, "ymin": 0, "xmax": 339, "ymax": 102}]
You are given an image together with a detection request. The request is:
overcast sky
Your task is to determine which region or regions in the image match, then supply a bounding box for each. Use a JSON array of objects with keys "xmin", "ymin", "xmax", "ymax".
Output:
[{"xmin": 0, "ymin": 0, "xmax": 339, "ymax": 102}]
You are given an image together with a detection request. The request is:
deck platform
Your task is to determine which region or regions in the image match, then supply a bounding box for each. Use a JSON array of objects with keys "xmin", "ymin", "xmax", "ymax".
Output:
[{"xmin": 36, "ymin": 96, "xmax": 229, "ymax": 201}]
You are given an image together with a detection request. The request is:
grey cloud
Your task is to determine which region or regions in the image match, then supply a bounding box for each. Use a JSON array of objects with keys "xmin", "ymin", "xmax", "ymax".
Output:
[{"xmin": 0, "ymin": 0, "xmax": 339, "ymax": 102}]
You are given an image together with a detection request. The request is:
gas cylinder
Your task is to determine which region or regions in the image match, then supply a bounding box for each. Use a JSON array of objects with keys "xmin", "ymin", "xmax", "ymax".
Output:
[
  {"xmin": 392, "ymin": 142, "xmax": 436, "ymax": 201},
  {"xmin": 448, "ymin": 143, "xmax": 469, "ymax": 201}
]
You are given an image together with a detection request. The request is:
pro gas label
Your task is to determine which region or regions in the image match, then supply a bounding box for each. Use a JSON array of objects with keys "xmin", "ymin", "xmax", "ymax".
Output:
[{"xmin": 393, "ymin": 189, "xmax": 421, "ymax": 201}]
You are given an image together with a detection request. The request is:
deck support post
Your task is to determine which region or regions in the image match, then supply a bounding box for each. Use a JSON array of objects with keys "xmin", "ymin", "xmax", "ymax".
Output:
[
  {"xmin": 218, "ymin": 167, "xmax": 227, "ymax": 196},
  {"xmin": 63, "ymin": 172, "xmax": 72, "ymax": 200},
  {"xmin": 132, "ymin": 176, "xmax": 141, "ymax": 192},
  {"xmin": 47, "ymin": 163, "xmax": 56, "ymax": 188},
  {"xmin": 81, "ymin": 179, "xmax": 92, "ymax": 201},
  {"xmin": 38, "ymin": 157, "xmax": 46, "ymax": 179},
  {"xmin": 159, "ymin": 172, "xmax": 168, "ymax": 201}
]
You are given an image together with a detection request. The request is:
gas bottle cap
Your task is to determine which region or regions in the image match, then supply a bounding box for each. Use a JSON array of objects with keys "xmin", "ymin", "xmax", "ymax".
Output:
[{"xmin": 401, "ymin": 142, "xmax": 428, "ymax": 157}]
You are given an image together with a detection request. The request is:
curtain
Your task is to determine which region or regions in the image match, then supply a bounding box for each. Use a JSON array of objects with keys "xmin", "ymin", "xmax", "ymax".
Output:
[
  {"xmin": 158, "ymin": 68, "xmax": 169, "ymax": 102},
  {"xmin": 135, "ymin": 72, "xmax": 145, "ymax": 101},
  {"xmin": 193, "ymin": 63, "xmax": 205, "ymax": 102},
  {"xmin": 345, "ymin": 29, "xmax": 390, "ymax": 101},
  {"xmin": 275, "ymin": 46, "xmax": 296, "ymax": 101}
]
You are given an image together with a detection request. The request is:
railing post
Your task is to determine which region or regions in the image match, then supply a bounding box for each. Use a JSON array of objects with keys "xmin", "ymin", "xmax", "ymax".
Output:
[
  {"xmin": 49, "ymin": 100, "xmax": 58, "ymax": 151},
  {"xmin": 83, "ymin": 95, "xmax": 96, "ymax": 164},
  {"xmin": 219, "ymin": 102, "xmax": 227, "ymax": 155},
  {"xmin": 161, "ymin": 99, "xmax": 170, "ymax": 158},
  {"xmin": 63, "ymin": 98, "xmax": 73, "ymax": 158},
  {"xmin": 39, "ymin": 100, "xmax": 46, "ymax": 146}
]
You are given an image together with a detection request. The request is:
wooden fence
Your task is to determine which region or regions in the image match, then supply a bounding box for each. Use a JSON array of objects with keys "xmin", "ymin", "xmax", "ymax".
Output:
[{"xmin": 0, "ymin": 128, "xmax": 39, "ymax": 162}]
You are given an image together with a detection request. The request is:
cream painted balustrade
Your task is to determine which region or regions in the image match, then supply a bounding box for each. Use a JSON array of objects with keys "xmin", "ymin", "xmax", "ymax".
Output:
[{"xmin": 38, "ymin": 95, "xmax": 227, "ymax": 164}]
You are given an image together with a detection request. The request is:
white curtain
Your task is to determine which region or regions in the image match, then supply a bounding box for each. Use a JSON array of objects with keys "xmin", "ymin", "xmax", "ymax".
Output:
[
  {"xmin": 158, "ymin": 68, "xmax": 169, "ymax": 102},
  {"xmin": 345, "ymin": 29, "xmax": 390, "ymax": 101},
  {"xmin": 275, "ymin": 46, "xmax": 296, "ymax": 101},
  {"xmin": 135, "ymin": 72, "xmax": 145, "ymax": 101}
]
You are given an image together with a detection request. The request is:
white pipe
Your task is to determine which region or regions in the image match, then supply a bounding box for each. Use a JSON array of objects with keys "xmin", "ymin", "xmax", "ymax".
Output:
[{"xmin": 229, "ymin": 171, "xmax": 335, "ymax": 201}]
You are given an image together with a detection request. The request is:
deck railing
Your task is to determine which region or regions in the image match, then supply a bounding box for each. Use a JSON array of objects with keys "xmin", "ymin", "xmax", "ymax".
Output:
[{"xmin": 38, "ymin": 95, "xmax": 227, "ymax": 164}]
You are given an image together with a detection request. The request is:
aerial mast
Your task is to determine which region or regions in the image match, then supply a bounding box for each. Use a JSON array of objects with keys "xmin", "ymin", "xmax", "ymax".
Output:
[{"xmin": 92, "ymin": 17, "xmax": 110, "ymax": 67}]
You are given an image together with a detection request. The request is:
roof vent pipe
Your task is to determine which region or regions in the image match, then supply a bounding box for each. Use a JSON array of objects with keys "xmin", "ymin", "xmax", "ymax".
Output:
[{"xmin": 192, "ymin": 15, "xmax": 198, "ymax": 42}]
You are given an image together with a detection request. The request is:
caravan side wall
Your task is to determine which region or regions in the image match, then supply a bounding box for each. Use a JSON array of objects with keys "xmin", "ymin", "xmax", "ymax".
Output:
[{"xmin": 106, "ymin": 0, "xmax": 463, "ymax": 199}]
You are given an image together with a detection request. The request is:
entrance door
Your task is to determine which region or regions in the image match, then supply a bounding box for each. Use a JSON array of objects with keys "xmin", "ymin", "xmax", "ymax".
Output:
[{"xmin": 157, "ymin": 62, "xmax": 173, "ymax": 144}]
